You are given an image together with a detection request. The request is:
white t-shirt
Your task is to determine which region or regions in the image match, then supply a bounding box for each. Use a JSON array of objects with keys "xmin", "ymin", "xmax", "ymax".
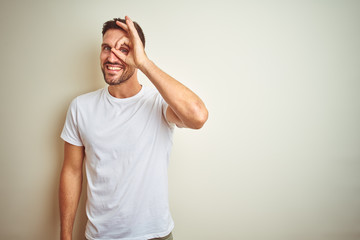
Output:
[{"xmin": 61, "ymin": 86, "xmax": 175, "ymax": 240}]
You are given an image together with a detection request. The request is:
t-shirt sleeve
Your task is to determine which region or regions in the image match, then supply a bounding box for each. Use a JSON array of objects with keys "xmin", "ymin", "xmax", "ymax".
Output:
[
  {"xmin": 160, "ymin": 97, "xmax": 175, "ymax": 129},
  {"xmin": 60, "ymin": 98, "xmax": 84, "ymax": 146}
]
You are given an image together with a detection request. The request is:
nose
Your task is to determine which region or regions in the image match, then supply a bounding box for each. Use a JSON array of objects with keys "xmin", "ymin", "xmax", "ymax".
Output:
[{"xmin": 108, "ymin": 50, "xmax": 120, "ymax": 62}]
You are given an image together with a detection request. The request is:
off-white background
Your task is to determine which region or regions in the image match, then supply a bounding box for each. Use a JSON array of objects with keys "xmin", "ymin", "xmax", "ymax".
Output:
[{"xmin": 0, "ymin": 0, "xmax": 359, "ymax": 239}]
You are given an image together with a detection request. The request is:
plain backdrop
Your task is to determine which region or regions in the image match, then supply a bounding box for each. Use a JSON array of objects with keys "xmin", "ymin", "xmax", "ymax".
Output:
[{"xmin": 0, "ymin": 0, "xmax": 359, "ymax": 239}]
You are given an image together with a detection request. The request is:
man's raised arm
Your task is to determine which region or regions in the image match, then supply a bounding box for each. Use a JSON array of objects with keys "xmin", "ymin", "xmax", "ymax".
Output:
[{"xmin": 112, "ymin": 16, "xmax": 208, "ymax": 129}]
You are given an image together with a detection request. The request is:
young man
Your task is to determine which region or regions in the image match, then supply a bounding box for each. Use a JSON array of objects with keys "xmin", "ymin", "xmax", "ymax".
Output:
[{"xmin": 59, "ymin": 16, "xmax": 208, "ymax": 240}]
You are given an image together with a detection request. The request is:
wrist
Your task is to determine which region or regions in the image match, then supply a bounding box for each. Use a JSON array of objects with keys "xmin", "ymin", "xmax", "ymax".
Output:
[
  {"xmin": 60, "ymin": 234, "xmax": 71, "ymax": 240},
  {"xmin": 60, "ymin": 228, "xmax": 72, "ymax": 240},
  {"xmin": 138, "ymin": 57, "xmax": 153, "ymax": 73}
]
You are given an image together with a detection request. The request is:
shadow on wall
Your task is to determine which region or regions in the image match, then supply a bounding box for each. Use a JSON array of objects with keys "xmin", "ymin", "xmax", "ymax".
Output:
[{"xmin": 53, "ymin": 43, "xmax": 104, "ymax": 240}]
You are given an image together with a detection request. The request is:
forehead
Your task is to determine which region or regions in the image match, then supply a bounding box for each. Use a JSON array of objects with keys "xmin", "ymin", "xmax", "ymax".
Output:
[{"xmin": 102, "ymin": 29, "xmax": 128, "ymax": 44}]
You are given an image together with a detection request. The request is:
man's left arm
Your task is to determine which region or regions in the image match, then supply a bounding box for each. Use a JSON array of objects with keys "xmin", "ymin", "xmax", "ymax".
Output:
[
  {"xmin": 140, "ymin": 60, "xmax": 208, "ymax": 129},
  {"xmin": 112, "ymin": 16, "xmax": 208, "ymax": 129}
]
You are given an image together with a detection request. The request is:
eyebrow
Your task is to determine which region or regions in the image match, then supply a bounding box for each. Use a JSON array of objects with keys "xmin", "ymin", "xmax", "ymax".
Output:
[{"xmin": 101, "ymin": 42, "xmax": 129, "ymax": 49}]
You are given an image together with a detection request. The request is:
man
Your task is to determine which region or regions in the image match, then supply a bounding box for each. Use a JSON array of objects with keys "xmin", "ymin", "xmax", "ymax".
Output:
[{"xmin": 59, "ymin": 16, "xmax": 208, "ymax": 240}]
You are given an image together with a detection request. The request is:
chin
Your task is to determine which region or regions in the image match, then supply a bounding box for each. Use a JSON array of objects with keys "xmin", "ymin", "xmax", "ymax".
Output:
[
  {"xmin": 103, "ymin": 72, "xmax": 120, "ymax": 85},
  {"xmin": 105, "ymin": 75, "xmax": 130, "ymax": 85},
  {"xmin": 106, "ymin": 78, "xmax": 122, "ymax": 85}
]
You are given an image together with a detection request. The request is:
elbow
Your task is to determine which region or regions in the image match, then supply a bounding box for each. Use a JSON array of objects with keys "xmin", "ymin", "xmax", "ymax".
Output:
[{"xmin": 190, "ymin": 107, "xmax": 208, "ymax": 130}]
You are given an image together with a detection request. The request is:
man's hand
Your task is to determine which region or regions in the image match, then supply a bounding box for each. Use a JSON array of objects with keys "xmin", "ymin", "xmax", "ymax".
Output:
[{"xmin": 111, "ymin": 16, "xmax": 149, "ymax": 69}]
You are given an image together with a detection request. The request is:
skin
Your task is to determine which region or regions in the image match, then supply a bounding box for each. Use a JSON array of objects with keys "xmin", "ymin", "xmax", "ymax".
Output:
[
  {"xmin": 59, "ymin": 15, "xmax": 208, "ymax": 240},
  {"xmin": 59, "ymin": 142, "xmax": 84, "ymax": 240},
  {"xmin": 100, "ymin": 29, "xmax": 135, "ymax": 86}
]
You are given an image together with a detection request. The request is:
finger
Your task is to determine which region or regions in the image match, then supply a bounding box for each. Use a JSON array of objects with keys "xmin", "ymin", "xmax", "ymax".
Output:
[
  {"xmin": 111, "ymin": 48, "xmax": 126, "ymax": 63},
  {"xmin": 116, "ymin": 21, "xmax": 129, "ymax": 32},
  {"xmin": 125, "ymin": 16, "xmax": 140, "ymax": 40},
  {"xmin": 115, "ymin": 36, "xmax": 131, "ymax": 50}
]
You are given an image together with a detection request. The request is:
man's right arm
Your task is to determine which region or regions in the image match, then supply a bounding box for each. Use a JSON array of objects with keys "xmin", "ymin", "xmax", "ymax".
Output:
[{"xmin": 59, "ymin": 142, "xmax": 85, "ymax": 240}]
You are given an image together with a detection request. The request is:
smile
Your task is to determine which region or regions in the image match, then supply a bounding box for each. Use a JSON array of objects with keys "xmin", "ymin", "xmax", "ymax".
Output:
[
  {"xmin": 107, "ymin": 66, "xmax": 122, "ymax": 70},
  {"xmin": 105, "ymin": 63, "xmax": 125, "ymax": 71}
]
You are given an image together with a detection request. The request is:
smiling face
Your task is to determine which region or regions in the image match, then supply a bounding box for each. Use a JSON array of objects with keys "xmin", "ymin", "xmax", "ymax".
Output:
[{"xmin": 100, "ymin": 29, "xmax": 135, "ymax": 85}]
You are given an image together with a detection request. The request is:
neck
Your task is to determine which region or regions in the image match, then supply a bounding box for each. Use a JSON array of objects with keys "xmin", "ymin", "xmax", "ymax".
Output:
[{"xmin": 108, "ymin": 71, "xmax": 142, "ymax": 99}]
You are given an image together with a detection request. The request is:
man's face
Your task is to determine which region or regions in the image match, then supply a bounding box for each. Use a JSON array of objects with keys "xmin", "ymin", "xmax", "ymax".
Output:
[{"xmin": 100, "ymin": 29, "xmax": 135, "ymax": 85}]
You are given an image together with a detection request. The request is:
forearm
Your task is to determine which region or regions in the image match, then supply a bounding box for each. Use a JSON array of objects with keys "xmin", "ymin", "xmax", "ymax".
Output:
[
  {"xmin": 59, "ymin": 168, "xmax": 83, "ymax": 240},
  {"xmin": 140, "ymin": 59, "xmax": 208, "ymax": 129}
]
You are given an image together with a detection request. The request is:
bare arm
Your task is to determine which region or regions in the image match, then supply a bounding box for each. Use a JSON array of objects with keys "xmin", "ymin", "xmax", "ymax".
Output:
[
  {"xmin": 59, "ymin": 142, "xmax": 85, "ymax": 240},
  {"xmin": 140, "ymin": 60, "xmax": 208, "ymax": 129},
  {"xmin": 113, "ymin": 16, "xmax": 208, "ymax": 129}
]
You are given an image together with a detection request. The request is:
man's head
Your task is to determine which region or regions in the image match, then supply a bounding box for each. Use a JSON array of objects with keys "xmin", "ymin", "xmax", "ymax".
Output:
[{"xmin": 100, "ymin": 18, "xmax": 145, "ymax": 85}]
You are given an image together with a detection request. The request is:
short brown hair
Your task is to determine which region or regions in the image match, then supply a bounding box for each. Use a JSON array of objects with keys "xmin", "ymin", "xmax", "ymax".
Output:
[{"xmin": 102, "ymin": 18, "xmax": 145, "ymax": 47}]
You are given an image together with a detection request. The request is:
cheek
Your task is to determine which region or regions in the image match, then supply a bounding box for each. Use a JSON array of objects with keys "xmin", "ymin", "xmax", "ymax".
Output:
[{"xmin": 100, "ymin": 52, "xmax": 108, "ymax": 63}]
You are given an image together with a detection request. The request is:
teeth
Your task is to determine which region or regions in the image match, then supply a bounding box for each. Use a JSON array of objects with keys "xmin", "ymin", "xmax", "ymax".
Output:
[{"xmin": 107, "ymin": 66, "xmax": 122, "ymax": 70}]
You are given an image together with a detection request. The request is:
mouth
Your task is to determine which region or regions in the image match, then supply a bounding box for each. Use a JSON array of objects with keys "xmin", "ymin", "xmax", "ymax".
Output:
[{"xmin": 105, "ymin": 63, "xmax": 125, "ymax": 73}]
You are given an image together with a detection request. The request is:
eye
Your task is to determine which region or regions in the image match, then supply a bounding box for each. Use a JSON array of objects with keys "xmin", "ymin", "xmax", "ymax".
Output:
[
  {"xmin": 120, "ymin": 48, "xmax": 129, "ymax": 55},
  {"xmin": 102, "ymin": 46, "xmax": 111, "ymax": 52}
]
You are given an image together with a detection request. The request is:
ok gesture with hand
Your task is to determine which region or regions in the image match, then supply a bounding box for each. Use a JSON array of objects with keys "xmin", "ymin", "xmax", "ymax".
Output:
[{"xmin": 111, "ymin": 16, "xmax": 149, "ymax": 70}]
